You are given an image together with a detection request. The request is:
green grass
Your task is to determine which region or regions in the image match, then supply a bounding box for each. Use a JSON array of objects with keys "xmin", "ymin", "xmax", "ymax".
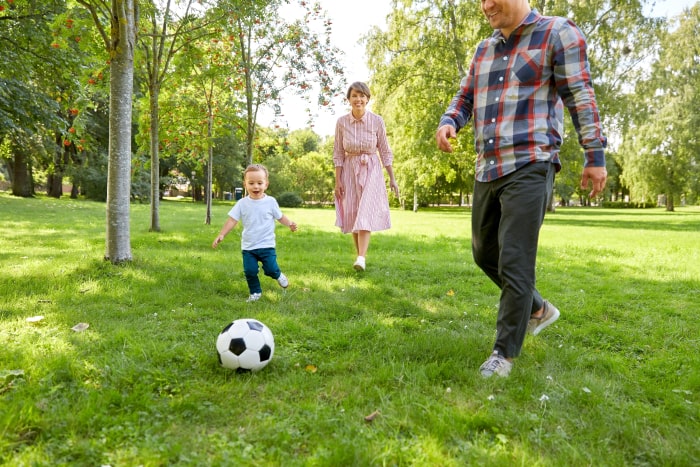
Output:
[{"xmin": 1, "ymin": 193, "xmax": 698, "ymax": 466}]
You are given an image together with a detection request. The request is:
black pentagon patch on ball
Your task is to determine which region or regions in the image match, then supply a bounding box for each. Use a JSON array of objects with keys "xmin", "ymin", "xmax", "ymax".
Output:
[
  {"xmin": 229, "ymin": 337, "xmax": 247, "ymax": 356},
  {"xmin": 247, "ymin": 320, "xmax": 264, "ymax": 332},
  {"xmin": 259, "ymin": 344, "xmax": 272, "ymax": 362}
]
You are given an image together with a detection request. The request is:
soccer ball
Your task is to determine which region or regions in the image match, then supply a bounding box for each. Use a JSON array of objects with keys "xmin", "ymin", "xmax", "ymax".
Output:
[{"xmin": 216, "ymin": 318, "xmax": 275, "ymax": 372}]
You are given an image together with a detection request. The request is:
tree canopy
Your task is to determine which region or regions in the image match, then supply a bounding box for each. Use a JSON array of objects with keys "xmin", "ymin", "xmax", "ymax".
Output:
[{"xmin": 1, "ymin": 0, "xmax": 698, "ymax": 262}]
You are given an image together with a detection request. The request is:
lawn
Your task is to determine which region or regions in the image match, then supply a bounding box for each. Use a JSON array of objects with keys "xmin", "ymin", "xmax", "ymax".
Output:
[{"xmin": 0, "ymin": 193, "xmax": 698, "ymax": 466}]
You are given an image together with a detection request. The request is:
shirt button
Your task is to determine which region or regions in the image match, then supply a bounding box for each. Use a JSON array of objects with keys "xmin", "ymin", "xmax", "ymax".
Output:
[
  {"xmin": 503, "ymin": 56, "xmax": 508, "ymax": 61},
  {"xmin": 488, "ymin": 139, "xmax": 494, "ymax": 144},
  {"xmin": 495, "ymin": 97, "xmax": 500, "ymax": 102},
  {"xmin": 490, "ymin": 160, "xmax": 495, "ymax": 165},
  {"xmin": 491, "ymin": 118, "xmax": 496, "ymax": 123},
  {"xmin": 499, "ymin": 76, "xmax": 504, "ymax": 82}
]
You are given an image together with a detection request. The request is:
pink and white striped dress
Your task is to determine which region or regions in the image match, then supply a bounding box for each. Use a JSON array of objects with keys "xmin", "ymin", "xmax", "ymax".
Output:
[{"xmin": 333, "ymin": 111, "xmax": 394, "ymax": 234}]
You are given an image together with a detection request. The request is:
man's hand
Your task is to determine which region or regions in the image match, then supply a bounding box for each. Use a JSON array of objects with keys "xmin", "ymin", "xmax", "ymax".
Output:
[
  {"xmin": 581, "ymin": 166, "xmax": 607, "ymax": 198},
  {"xmin": 436, "ymin": 125, "xmax": 457, "ymax": 153}
]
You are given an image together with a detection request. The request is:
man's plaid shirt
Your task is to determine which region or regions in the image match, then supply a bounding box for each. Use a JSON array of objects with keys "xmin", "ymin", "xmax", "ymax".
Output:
[{"xmin": 439, "ymin": 10, "xmax": 607, "ymax": 182}]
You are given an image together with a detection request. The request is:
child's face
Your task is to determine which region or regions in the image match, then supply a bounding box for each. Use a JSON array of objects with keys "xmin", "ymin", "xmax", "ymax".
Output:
[{"xmin": 244, "ymin": 169, "xmax": 269, "ymax": 199}]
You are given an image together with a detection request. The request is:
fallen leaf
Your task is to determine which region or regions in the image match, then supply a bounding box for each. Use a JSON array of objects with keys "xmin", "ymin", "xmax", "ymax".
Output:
[
  {"xmin": 446, "ymin": 289, "xmax": 455, "ymax": 296},
  {"xmin": 364, "ymin": 410, "xmax": 380, "ymax": 422},
  {"xmin": 26, "ymin": 316, "xmax": 45, "ymax": 323},
  {"xmin": 304, "ymin": 364, "xmax": 317, "ymax": 373},
  {"xmin": 71, "ymin": 323, "xmax": 89, "ymax": 332}
]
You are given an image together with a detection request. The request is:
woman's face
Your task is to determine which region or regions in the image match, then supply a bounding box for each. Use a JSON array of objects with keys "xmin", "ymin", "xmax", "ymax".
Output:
[{"xmin": 348, "ymin": 89, "xmax": 368, "ymax": 116}]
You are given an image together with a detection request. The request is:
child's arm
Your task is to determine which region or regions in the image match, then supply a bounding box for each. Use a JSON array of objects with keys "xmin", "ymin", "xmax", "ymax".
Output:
[
  {"xmin": 212, "ymin": 217, "xmax": 238, "ymax": 248},
  {"xmin": 278, "ymin": 214, "xmax": 297, "ymax": 232}
]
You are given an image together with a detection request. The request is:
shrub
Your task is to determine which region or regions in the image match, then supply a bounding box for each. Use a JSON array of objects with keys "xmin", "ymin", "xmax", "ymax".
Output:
[
  {"xmin": 277, "ymin": 191, "xmax": 303, "ymax": 207},
  {"xmin": 602, "ymin": 201, "xmax": 656, "ymax": 209}
]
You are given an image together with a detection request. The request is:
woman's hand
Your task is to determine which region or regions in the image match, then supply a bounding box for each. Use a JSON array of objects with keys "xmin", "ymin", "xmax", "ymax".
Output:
[
  {"xmin": 335, "ymin": 182, "xmax": 344, "ymax": 199},
  {"xmin": 389, "ymin": 179, "xmax": 400, "ymax": 198}
]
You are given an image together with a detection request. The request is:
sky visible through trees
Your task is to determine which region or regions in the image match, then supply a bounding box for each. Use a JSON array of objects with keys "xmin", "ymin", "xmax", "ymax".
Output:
[{"xmin": 266, "ymin": 0, "xmax": 697, "ymax": 137}]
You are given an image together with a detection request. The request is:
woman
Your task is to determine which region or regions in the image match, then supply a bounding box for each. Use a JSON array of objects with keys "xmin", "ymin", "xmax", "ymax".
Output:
[{"xmin": 333, "ymin": 82, "xmax": 399, "ymax": 271}]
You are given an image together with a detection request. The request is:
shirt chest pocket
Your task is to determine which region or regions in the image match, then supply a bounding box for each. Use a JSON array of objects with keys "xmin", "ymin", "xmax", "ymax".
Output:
[{"xmin": 511, "ymin": 50, "xmax": 545, "ymax": 84}]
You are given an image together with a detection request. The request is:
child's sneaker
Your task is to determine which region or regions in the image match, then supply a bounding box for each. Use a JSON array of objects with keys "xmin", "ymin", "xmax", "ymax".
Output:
[
  {"xmin": 246, "ymin": 293, "xmax": 262, "ymax": 302},
  {"xmin": 277, "ymin": 273, "xmax": 289, "ymax": 288}
]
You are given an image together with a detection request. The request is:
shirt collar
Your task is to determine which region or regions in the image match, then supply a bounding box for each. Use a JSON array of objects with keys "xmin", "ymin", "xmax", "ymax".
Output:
[
  {"xmin": 492, "ymin": 9, "xmax": 540, "ymax": 41},
  {"xmin": 351, "ymin": 111, "xmax": 368, "ymax": 123}
]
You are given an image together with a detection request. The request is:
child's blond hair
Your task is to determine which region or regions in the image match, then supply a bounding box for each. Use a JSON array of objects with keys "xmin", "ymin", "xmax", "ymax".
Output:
[{"xmin": 244, "ymin": 164, "xmax": 269, "ymax": 179}]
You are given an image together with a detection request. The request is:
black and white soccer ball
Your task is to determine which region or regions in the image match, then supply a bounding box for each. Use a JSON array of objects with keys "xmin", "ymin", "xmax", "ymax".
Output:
[{"xmin": 216, "ymin": 318, "xmax": 275, "ymax": 372}]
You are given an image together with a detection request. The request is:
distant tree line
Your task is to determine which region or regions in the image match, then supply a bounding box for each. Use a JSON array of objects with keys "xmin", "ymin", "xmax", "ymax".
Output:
[{"xmin": 1, "ymin": 1, "xmax": 697, "ymax": 261}]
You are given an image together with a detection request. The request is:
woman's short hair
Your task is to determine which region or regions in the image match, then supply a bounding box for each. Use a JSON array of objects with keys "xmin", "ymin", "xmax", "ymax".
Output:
[{"xmin": 346, "ymin": 81, "xmax": 371, "ymax": 101}]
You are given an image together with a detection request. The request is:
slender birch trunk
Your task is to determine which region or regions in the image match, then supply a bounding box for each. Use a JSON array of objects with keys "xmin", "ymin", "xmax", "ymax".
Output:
[{"xmin": 104, "ymin": 0, "xmax": 137, "ymax": 263}]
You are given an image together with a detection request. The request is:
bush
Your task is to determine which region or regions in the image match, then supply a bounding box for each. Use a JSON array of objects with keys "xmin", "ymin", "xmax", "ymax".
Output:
[
  {"xmin": 602, "ymin": 201, "xmax": 656, "ymax": 209},
  {"xmin": 276, "ymin": 191, "xmax": 303, "ymax": 207}
]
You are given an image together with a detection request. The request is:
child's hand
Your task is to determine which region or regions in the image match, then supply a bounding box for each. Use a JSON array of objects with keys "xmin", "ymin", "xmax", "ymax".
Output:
[{"xmin": 288, "ymin": 222, "xmax": 298, "ymax": 232}]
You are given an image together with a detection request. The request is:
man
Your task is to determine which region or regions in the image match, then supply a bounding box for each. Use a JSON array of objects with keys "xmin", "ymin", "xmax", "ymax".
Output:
[{"xmin": 436, "ymin": 0, "xmax": 607, "ymax": 377}]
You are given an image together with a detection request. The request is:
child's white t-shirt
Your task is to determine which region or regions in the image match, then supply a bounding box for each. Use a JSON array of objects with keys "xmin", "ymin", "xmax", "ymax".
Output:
[{"xmin": 228, "ymin": 195, "xmax": 283, "ymax": 251}]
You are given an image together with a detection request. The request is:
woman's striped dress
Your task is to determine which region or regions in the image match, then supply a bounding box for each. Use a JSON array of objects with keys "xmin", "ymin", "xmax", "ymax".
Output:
[{"xmin": 333, "ymin": 111, "xmax": 394, "ymax": 234}]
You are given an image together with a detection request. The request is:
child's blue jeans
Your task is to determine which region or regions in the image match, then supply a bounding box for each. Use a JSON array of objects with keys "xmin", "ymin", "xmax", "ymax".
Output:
[{"xmin": 242, "ymin": 248, "xmax": 281, "ymax": 294}]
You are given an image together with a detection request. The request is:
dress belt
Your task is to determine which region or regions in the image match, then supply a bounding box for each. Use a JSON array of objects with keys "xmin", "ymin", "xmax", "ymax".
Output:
[{"xmin": 345, "ymin": 153, "xmax": 375, "ymax": 188}]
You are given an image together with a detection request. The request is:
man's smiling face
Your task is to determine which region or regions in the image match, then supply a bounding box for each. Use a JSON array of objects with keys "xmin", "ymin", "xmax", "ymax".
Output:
[{"xmin": 481, "ymin": 0, "xmax": 530, "ymax": 38}]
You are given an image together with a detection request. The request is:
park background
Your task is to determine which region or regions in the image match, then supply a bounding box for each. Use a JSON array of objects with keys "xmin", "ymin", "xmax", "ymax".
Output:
[{"xmin": 1, "ymin": 0, "xmax": 699, "ymax": 465}]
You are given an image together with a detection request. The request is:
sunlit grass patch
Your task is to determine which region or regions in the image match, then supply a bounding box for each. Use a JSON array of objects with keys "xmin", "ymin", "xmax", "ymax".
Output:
[{"xmin": 1, "ymin": 194, "xmax": 698, "ymax": 465}]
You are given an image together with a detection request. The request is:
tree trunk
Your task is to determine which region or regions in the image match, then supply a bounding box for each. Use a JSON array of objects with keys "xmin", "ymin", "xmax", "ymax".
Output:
[
  {"xmin": 48, "ymin": 133, "xmax": 65, "ymax": 198},
  {"xmin": 413, "ymin": 182, "xmax": 418, "ymax": 212},
  {"xmin": 205, "ymin": 110, "xmax": 214, "ymax": 225},
  {"xmin": 104, "ymin": 0, "xmax": 136, "ymax": 264},
  {"xmin": 665, "ymin": 194, "xmax": 675, "ymax": 212},
  {"xmin": 149, "ymin": 82, "xmax": 161, "ymax": 232},
  {"xmin": 11, "ymin": 148, "xmax": 33, "ymax": 197}
]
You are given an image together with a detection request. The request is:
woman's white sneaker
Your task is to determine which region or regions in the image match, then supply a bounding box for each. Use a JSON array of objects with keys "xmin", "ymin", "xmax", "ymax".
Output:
[{"xmin": 353, "ymin": 256, "xmax": 366, "ymax": 271}]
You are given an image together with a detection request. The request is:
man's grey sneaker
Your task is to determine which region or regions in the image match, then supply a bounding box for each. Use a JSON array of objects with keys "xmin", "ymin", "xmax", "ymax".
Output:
[
  {"xmin": 527, "ymin": 300, "xmax": 560, "ymax": 336},
  {"xmin": 277, "ymin": 272, "xmax": 289, "ymax": 288},
  {"xmin": 479, "ymin": 351, "xmax": 513, "ymax": 378},
  {"xmin": 246, "ymin": 293, "xmax": 262, "ymax": 302}
]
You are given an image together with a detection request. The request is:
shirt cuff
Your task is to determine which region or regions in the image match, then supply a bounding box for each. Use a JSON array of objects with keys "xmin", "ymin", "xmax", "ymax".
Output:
[
  {"xmin": 583, "ymin": 148, "xmax": 606, "ymax": 167},
  {"xmin": 438, "ymin": 117, "xmax": 457, "ymax": 130}
]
